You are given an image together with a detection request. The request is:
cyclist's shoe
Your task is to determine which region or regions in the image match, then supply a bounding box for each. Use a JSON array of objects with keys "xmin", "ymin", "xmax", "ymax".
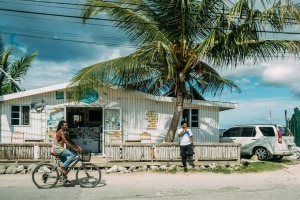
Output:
[
  {"xmin": 58, "ymin": 166, "xmax": 67, "ymax": 175},
  {"xmin": 42, "ymin": 174, "xmax": 48, "ymax": 183},
  {"xmin": 63, "ymin": 179, "xmax": 71, "ymax": 184}
]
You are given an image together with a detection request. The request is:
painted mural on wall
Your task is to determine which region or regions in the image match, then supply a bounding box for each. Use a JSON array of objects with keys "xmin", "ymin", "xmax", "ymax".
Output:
[
  {"xmin": 31, "ymin": 97, "xmax": 47, "ymax": 112},
  {"xmin": 47, "ymin": 107, "xmax": 65, "ymax": 132},
  {"xmin": 69, "ymin": 127, "xmax": 100, "ymax": 152},
  {"xmin": 146, "ymin": 111, "xmax": 158, "ymax": 130}
]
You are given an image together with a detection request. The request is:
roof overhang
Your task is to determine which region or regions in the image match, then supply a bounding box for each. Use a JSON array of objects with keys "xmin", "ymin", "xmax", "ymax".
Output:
[
  {"xmin": 0, "ymin": 83, "xmax": 69, "ymax": 101},
  {"xmin": 0, "ymin": 82, "xmax": 237, "ymax": 111},
  {"xmin": 131, "ymin": 90, "xmax": 237, "ymax": 111}
]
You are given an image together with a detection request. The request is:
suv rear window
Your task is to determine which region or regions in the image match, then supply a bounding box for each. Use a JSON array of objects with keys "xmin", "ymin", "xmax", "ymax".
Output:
[
  {"xmin": 259, "ymin": 127, "xmax": 275, "ymax": 136},
  {"xmin": 277, "ymin": 126, "xmax": 291, "ymax": 136},
  {"xmin": 241, "ymin": 127, "xmax": 256, "ymax": 137},
  {"xmin": 223, "ymin": 128, "xmax": 240, "ymax": 137}
]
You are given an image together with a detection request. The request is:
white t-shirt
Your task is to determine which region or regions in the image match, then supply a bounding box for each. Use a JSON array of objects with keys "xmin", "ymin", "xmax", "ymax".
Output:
[{"xmin": 177, "ymin": 128, "xmax": 193, "ymax": 146}]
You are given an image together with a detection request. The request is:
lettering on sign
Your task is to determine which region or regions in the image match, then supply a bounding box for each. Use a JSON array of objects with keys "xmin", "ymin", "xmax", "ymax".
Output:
[{"xmin": 145, "ymin": 111, "xmax": 158, "ymax": 130}]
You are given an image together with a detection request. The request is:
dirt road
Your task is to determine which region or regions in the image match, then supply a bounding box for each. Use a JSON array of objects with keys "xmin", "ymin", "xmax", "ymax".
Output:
[{"xmin": 1, "ymin": 162, "xmax": 300, "ymax": 200}]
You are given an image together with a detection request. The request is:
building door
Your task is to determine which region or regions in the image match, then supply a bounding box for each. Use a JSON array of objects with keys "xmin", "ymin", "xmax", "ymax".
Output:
[
  {"xmin": 103, "ymin": 107, "xmax": 121, "ymax": 154},
  {"xmin": 45, "ymin": 106, "xmax": 65, "ymax": 142}
]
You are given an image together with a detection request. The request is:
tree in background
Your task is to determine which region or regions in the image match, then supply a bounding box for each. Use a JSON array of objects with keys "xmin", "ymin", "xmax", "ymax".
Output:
[
  {"xmin": 0, "ymin": 35, "xmax": 38, "ymax": 95},
  {"xmin": 70, "ymin": 0, "xmax": 300, "ymax": 142}
]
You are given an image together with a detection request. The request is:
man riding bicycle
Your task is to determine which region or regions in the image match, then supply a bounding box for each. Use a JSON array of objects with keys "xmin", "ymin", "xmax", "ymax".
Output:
[{"xmin": 51, "ymin": 120, "xmax": 81, "ymax": 175}]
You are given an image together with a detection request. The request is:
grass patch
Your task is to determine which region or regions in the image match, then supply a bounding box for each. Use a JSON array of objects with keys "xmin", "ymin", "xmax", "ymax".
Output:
[
  {"xmin": 234, "ymin": 161, "xmax": 285, "ymax": 173},
  {"xmin": 151, "ymin": 159, "xmax": 299, "ymax": 174}
]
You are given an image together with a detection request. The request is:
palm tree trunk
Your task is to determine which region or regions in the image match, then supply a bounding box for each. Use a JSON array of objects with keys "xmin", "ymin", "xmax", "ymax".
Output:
[{"xmin": 165, "ymin": 88, "xmax": 184, "ymax": 142}]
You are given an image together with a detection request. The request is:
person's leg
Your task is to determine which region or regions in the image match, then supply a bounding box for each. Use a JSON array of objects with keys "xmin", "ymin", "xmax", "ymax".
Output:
[
  {"xmin": 58, "ymin": 155, "xmax": 67, "ymax": 164},
  {"xmin": 59, "ymin": 149, "xmax": 77, "ymax": 170},
  {"xmin": 180, "ymin": 145, "xmax": 187, "ymax": 171}
]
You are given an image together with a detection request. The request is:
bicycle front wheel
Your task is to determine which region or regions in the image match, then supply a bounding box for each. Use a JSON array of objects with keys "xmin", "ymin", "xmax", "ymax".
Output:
[
  {"xmin": 76, "ymin": 163, "xmax": 101, "ymax": 188},
  {"xmin": 32, "ymin": 163, "xmax": 59, "ymax": 189}
]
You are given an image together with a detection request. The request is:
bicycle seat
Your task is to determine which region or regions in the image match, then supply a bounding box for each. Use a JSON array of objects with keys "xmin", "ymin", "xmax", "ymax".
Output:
[{"xmin": 50, "ymin": 152, "xmax": 59, "ymax": 158}]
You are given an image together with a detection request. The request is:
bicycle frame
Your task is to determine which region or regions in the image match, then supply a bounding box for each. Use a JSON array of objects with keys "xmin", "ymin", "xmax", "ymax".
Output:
[{"xmin": 54, "ymin": 154, "xmax": 83, "ymax": 174}]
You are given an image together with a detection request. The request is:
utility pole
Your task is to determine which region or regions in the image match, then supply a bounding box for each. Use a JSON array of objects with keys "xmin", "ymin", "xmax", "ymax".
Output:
[{"xmin": 269, "ymin": 110, "xmax": 272, "ymax": 124}]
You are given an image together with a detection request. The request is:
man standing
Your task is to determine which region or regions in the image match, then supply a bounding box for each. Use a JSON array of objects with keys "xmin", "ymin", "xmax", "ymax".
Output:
[{"xmin": 177, "ymin": 120, "xmax": 193, "ymax": 172}]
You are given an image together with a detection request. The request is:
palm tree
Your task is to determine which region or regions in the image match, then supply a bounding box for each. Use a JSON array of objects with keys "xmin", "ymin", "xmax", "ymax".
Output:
[
  {"xmin": 70, "ymin": 0, "xmax": 300, "ymax": 142},
  {"xmin": 0, "ymin": 36, "xmax": 38, "ymax": 95}
]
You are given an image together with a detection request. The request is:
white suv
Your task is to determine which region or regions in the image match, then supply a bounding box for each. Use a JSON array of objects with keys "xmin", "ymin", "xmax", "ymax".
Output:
[{"xmin": 219, "ymin": 124, "xmax": 296, "ymax": 160}]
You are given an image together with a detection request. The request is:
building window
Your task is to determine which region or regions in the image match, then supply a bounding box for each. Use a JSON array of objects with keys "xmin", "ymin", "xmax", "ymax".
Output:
[
  {"xmin": 11, "ymin": 105, "xmax": 30, "ymax": 125},
  {"xmin": 182, "ymin": 109, "xmax": 199, "ymax": 127}
]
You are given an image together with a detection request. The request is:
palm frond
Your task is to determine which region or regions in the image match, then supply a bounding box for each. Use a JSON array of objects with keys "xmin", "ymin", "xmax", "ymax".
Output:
[
  {"xmin": 81, "ymin": 0, "xmax": 170, "ymax": 46},
  {"xmin": 188, "ymin": 59, "xmax": 241, "ymax": 96},
  {"xmin": 2, "ymin": 52, "xmax": 37, "ymax": 94}
]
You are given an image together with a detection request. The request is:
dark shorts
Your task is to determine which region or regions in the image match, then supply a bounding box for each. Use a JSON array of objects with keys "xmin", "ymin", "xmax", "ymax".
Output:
[{"xmin": 180, "ymin": 144, "xmax": 194, "ymax": 157}]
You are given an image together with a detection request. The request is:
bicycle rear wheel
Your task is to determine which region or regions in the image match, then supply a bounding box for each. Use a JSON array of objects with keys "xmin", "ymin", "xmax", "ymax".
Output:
[
  {"xmin": 76, "ymin": 163, "xmax": 101, "ymax": 188},
  {"xmin": 32, "ymin": 163, "xmax": 59, "ymax": 189}
]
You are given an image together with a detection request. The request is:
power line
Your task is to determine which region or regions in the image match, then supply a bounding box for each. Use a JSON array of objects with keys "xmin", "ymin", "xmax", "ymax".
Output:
[
  {"xmin": 1, "ymin": 25, "xmax": 130, "ymax": 41},
  {"xmin": 0, "ymin": 12, "xmax": 119, "ymax": 28},
  {"xmin": 1, "ymin": 1, "xmax": 300, "ymax": 49},
  {"xmin": 2, "ymin": 0, "xmax": 300, "ymax": 26},
  {"xmin": 1, "ymin": 31, "xmax": 136, "ymax": 48},
  {"xmin": 1, "ymin": 5, "xmax": 300, "ymax": 35}
]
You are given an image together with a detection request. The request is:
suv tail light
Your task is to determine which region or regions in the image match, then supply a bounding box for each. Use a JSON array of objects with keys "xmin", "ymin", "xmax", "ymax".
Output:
[{"xmin": 276, "ymin": 128, "xmax": 282, "ymax": 144}]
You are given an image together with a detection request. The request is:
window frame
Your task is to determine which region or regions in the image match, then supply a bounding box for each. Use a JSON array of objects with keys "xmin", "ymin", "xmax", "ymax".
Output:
[
  {"xmin": 182, "ymin": 108, "xmax": 199, "ymax": 128},
  {"xmin": 11, "ymin": 105, "xmax": 30, "ymax": 126}
]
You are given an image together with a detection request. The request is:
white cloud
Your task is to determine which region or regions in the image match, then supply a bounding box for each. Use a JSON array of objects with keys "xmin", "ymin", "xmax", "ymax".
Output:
[
  {"xmin": 21, "ymin": 46, "xmax": 134, "ymax": 90},
  {"xmin": 219, "ymin": 96, "xmax": 298, "ymax": 129},
  {"xmin": 219, "ymin": 58, "xmax": 300, "ymax": 96},
  {"xmin": 236, "ymin": 77, "xmax": 250, "ymax": 83}
]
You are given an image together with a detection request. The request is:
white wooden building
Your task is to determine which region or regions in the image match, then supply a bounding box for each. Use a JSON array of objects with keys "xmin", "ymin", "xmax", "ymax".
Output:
[{"xmin": 0, "ymin": 83, "xmax": 236, "ymax": 153}]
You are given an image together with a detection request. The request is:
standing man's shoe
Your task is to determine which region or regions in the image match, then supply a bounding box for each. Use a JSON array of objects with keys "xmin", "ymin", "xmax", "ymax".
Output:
[
  {"xmin": 184, "ymin": 167, "xmax": 188, "ymax": 172},
  {"xmin": 58, "ymin": 166, "xmax": 67, "ymax": 175}
]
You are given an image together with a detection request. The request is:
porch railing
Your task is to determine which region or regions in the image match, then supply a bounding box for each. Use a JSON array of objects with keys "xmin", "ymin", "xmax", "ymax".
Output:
[
  {"xmin": 0, "ymin": 143, "xmax": 52, "ymax": 160},
  {"xmin": 0, "ymin": 143, "xmax": 241, "ymax": 165},
  {"xmin": 105, "ymin": 143, "xmax": 241, "ymax": 165}
]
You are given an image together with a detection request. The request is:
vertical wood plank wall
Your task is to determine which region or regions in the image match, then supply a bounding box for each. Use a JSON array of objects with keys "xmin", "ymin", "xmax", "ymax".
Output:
[{"xmin": 0, "ymin": 87, "xmax": 223, "ymax": 143}]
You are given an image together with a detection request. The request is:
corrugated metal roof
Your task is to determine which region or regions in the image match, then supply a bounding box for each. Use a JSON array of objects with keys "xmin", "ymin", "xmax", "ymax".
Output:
[{"xmin": 0, "ymin": 82, "xmax": 237, "ymax": 111}]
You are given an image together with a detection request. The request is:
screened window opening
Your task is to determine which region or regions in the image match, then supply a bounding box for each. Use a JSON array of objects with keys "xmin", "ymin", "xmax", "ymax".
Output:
[
  {"xmin": 11, "ymin": 105, "xmax": 30, "ymax": 125},
  {"xmin": 182, "ymin": 109, "xmax": 199, "ymax": 127}
]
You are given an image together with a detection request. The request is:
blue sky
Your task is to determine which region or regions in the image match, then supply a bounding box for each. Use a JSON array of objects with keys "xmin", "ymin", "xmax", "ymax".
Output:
[{"xmin": 1, "ymin": 0, "xmax": 300, "ymax": 129}]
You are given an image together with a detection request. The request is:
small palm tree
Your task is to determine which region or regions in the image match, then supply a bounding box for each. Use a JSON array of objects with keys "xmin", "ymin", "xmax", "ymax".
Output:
[
  {"xmin": 70, "ymin": 0, "xmax": 300, "ymax": 142},
  {"xmin": 0, "ymin": 36, "xmax": 38, "ymax": 95}
]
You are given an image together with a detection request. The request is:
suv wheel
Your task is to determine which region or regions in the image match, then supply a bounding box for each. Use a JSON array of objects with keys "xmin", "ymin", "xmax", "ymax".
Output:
[{"xmin": 254, "ymin": 147, "xmax": 269, "ymax": 160}]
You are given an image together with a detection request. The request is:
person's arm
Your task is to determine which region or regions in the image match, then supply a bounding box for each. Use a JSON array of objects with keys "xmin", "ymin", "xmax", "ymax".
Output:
[
  {"xmin": 189, "ymin": 129, "xmax": 193, "ymax": 144},
  {"xmin": 65, "ymin": 132, "xmax": 77, "ymax": 146},
  {"xmin": 190, "ymin": 135, "xmax": 193, "ymax": 144},
  {"xmin": 59, "ymin": 131, "xmax": 80, "ymax": 152},
  {"xmin": 178, "ymin": 128, "xmax": 185, "ymax": 137}
]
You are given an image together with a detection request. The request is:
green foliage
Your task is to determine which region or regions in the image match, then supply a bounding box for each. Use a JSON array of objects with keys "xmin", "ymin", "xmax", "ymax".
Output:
[
  {"xmin": 70, "ymin": 0, "xmax": 300, "ymax": 141},
  {"xmin": 0, "ymin": 35, "xmax": 38, "ymax": 95}
]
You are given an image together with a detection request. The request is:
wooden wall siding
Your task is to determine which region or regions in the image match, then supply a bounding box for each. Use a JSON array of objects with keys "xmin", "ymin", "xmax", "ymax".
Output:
[{"xmin": 0, "ymin": 87, "xmax": 221, "ymax": 144}]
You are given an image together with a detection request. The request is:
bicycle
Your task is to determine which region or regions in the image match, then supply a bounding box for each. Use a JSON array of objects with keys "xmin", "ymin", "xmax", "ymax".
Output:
[{"xmin": 32, "ymin": 150, "xmax": 101, "ymax": 189}]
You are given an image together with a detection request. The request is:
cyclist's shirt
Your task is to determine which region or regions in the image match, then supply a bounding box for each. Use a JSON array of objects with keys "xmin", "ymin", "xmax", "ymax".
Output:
[
  {"xmin": 177, "ymin": 128, "xmax": 193, "ymax": 146},
  {"xmin": 52, "ymin": 130, "xmax": 65, "ymax": 155}
]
